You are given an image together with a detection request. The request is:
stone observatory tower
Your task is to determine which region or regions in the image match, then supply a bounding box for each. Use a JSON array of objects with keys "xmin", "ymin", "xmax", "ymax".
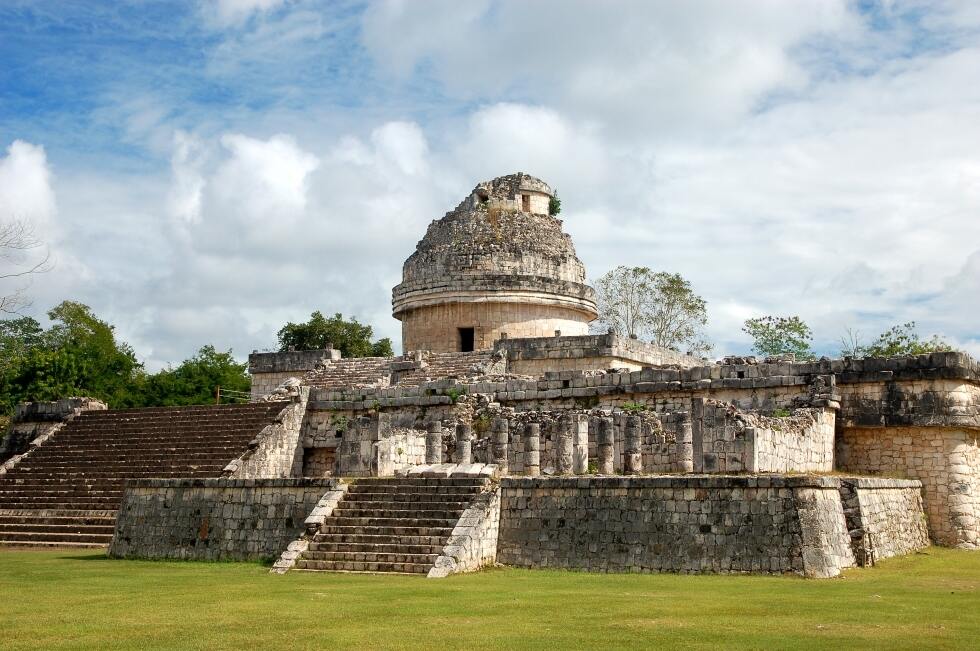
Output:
[{"xmin": 392, "ymin": 173, "xmax": 598, "ymax": 353}]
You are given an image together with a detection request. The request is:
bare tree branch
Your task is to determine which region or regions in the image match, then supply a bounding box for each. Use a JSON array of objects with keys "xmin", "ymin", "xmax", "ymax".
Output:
[{"xmin": 0, "ymin": 218, "xmax": 53, "ymax": 315}]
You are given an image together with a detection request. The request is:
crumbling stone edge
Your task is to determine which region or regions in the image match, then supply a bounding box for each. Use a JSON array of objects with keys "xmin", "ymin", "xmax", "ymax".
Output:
[
  {"xmin": 270, "ymin": 481, "xmax": 350, "ymax": 574},
  {"xmin": 428, "ymin": 483, "xmax": 501, "ymax": 578}
]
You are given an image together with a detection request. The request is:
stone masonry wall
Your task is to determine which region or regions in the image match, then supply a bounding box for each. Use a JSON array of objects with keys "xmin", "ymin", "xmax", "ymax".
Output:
[
  {"xmin": 838, "ymin": 478, "xmax": 929, "ymax": 564},
  {"xmin": 837, "ymin": 426, "xmax": 980, "ymax": 548},
  {"xmin": 223, "ymin": 393, "xmax": 306, "ymax": 479},
  {"xmin": 400, "ymin": 301, "xmax": 590, "ymax": 354},
  {"xmin": 109, "ymin": 478, "xmax": 337, "ymax": 561},
  {"xmin": 497, "ymin": 476, "xmax": 856, "ymax": 577}
]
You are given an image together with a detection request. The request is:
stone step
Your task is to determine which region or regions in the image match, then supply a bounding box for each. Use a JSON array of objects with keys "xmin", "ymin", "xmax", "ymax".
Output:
[
  {"xmin": 0, "ymin": 514, "xmax": 116, "ymax": 526},
  {"xmin": 0, "ymin": 539, "xmax": 108, "ymax": 548},
  {"xmin": 0, "ymin": 530, "xmax": 112, "ymax": 544},
  {"xmin": 325, "ymin": 516, "xmax": 458, "ymax": 528},
  {"xmin": 308, "ymin": 541, "xmax": 444, "ymax": 555},
  {"xmin": 343, "ymin": 491, "xmax": 483, "ymax": 502},
  {"xmin": 318, "ymin": 524, "xmax": 454, "ymax": 537},
  {"xmin": 293, "ymin": 559, "xmax": 431, "ymax": 574},
  {"xmin": 0, "ymin": 508, "xmax": 117, "ymax": 518},
  {"xmin": 331, "ymin": 507, "xmax": 465, "ymax": 519},
  {"xmin": 311, "ymin": 532, "xmax": 449, "ymax": 546},
  {"xmin": 300, "ymin": 550, "xmax": 439, "ymax": 564},
  {"xmin": 0, "ymin": 522, "xmax": 116, "ymax": 534}
]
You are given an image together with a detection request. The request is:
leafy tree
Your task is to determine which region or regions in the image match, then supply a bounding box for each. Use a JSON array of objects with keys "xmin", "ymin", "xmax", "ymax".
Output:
[
  {"xmin": 549, "ymin": 190, "xmax": 561, "ymax": 216},
  {"xmin": 0, "ymin": 301, "xmax": 144, "ymax": 411},
  {"xmin": 592, "ymin": 266, "xmax": 711, "ymax": 357},
  {"xmin": 277, "ymin": 311, "xmax": 393, "ymax": 358},
  {"xmin": 742, "ymin": 315, "xmax": 815, "ymax": 360},
  {"xmin": 855, "ymin": 321, "xmax": 953, "ymax": 358},
  {"xmin": 142, "ymin": 345, "xmax": 250, "ymax": 406}
]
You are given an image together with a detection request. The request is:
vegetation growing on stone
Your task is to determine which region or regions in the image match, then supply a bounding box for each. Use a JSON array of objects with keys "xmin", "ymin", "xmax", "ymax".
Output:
[
  {"xmin": 277, "ymin": 311, "xmax": 393, "ymax": 358},
  {"xmin": 742, "ymin": 315, "xmax": 815, "ymax": 360}
]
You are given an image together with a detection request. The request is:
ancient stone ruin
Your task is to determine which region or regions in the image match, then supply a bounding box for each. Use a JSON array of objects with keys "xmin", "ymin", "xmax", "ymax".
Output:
[{"xmin": 2, "ymin": 173, "xmax": 977, "ymax": 579}]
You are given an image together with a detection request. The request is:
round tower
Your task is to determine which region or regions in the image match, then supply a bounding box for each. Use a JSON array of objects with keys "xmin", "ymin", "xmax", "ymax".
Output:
[{"xmin": 392, "ymin": 173, "xmax": 598, "ymax": 353}]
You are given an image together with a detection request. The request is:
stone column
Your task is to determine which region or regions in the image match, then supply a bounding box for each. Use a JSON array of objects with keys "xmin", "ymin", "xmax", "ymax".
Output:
[
  {"xmin": 425, "ymin": 421, "xmax": 442, "ymax": 464},
  {"xmin": 597, "ymin": 417, "xmax": 615, "ymax": 474},
  {"xmin": 524, "ymin": 423, "xmax": 540, "ymax": 477},
  {"xmin": 572, "ymin": 414, "xmax": 589, "ymax": 474},
  {"xmin": 674, "ymin": 412, "xmax": 694, "ymax": 473},
  {"xmin": 455, "ymin": 422, "xmax": 472, "ymax": 465},
  {"xmin": 556, "ymin": 416, "xmax": 574, "ymax": 475},
  {"xmin": 625, "ymin": 414, "xmax": 643, "ymax": 475},
  {"xmin": 491, "ymin": 417, "xmax": 510, "ymax": 475}
]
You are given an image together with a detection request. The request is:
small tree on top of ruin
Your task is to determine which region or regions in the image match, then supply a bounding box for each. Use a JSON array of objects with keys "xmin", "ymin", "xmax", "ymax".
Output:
[
  {"xmin": 1, "ymin": 218, "xmax": 51, "ymax": 314},
  {"xmin": 842, "ymin": 321, "xmax": 954, "ymax": 358},
  {"xmin": 742, "ymin": 315, "xmax": 815, "ymax": 360},
  {"xmin": 592, "ymin": 266, "xmax": 711, "ymax": 357},
  {"xmin": 277, "ymin": 311, "xmax": 394, "ymax": 358}
]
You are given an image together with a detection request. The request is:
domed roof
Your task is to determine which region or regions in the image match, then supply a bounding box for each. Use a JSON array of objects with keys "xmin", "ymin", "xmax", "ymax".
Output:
[{"xmin": 392, "ymin": 173, "xmax": 597, "ymax": 319}]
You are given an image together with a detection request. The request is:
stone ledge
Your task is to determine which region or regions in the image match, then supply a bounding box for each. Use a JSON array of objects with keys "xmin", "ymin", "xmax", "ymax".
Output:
[
  {"xmin": 838, "ymin": 477, "xmax": 923, "ymax": 489},
  {"xmin": 125, "ymin": 478, "xmax": 339, "ymax": 489},
  {"xmin": 500, "ymin": 474, "xmax": 843, "ymax": 490}
]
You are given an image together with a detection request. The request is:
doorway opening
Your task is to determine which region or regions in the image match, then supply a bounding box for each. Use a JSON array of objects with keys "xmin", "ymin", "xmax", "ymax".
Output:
[{"xmin": 459, "ymin": 327, "xmax": 475, "ymax": 352}]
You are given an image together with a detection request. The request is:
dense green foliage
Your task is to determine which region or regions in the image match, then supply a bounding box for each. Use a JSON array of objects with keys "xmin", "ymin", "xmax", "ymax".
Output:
[
  {"xmin": 277, "ymin": 311, "xmax": 393, "ymax": 357},
  {"xmin": 548, "ymin": 190, "xmax": 561, "ymax": 216},
  {"xmin": 0, "ymin": 301, "xmax": 249, "ymax": 412},
  {"xmin": 742, "ymin": 315, "xmax": 815, "ymax": 360},
  {"xmin": 594, "ymin": 266, "xmax": 711, "ymax": 357},
  {"xmin": 1, "ymin": 548, "xmax": 978, "ymax": 650},
  {"xmin": 847, "ymin": 321, "xmax": 954, "ymax": 358}
]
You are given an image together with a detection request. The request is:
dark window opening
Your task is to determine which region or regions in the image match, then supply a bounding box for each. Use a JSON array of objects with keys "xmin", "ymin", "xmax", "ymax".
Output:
[
  {"xmin": 459, "ymin": 327, "xmax": 475, "ymax": 352},
  {"xmin": 521, "ymin": 194, "xmax": 531, "ymax": 211}
]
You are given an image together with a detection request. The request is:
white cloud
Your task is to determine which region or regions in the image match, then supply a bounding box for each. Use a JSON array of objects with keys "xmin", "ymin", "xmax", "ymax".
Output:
[
  {"xmin": 205, "ymin": 0, "xmax": 288, "ymax": 27},
  {"xmin": 169, "ymin": 131, "xmax": 208, "ymax": 225},
  {"xmin": 0, "ymin": 140, "xmax": 57, "ymax": 227}
]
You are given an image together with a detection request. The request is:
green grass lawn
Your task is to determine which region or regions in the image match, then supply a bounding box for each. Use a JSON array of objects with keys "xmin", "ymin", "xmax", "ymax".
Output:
[{"xmin": 1, "ymin": 548, "xmax": 978, "ymax": 650}]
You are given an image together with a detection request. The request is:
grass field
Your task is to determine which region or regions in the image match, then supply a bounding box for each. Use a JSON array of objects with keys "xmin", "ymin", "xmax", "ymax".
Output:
[{"xmin": 1, "ymin": 548, "xmax": 978, "ymax": 650}]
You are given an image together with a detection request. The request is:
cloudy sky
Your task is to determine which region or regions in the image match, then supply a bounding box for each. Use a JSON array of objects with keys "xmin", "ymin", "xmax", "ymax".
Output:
[{"xmin": 1, "ymin": 0, "xmax": 979, "ymax": 368}]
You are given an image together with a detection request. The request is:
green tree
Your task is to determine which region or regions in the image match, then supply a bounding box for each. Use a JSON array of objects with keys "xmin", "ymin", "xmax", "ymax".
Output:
[
  {"xmin": 856, "ymin": 322, "xmax": 953, "ymax": 358},
  {"xmin": 593, "ymin": 266, "xmax": 711, "ymax": 356},
  {"xmin": 277, "ymin": 311, "xmax": 393, "ymax": 358},
  {"xmin": 0, "ymin": 301, "xmax": 145, "ymax": 411},
  {"xmin": 549, "ymin": 190, "xmax": 561, "ymax": 216},
  {"xmin": 742, "ymin": 315, "xmax": 815, "ymax": 360},
  {"xmin": 142, "ymin": 345, "xmax": 250, "ymax": 406}
]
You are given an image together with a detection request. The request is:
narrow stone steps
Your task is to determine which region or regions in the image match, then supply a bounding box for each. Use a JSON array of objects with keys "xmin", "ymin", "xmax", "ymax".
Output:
[
  {"xmin": 309, "ymin": 541, "xmax": 444, "ymax": 554},
  {"xmin": 0, "ymin": 530, "xmax": 113, "ymax": 544},
  {"xmin": 310, "ymin": 532, "xmax": 448, "ymax": 546},
  {"xmin": 0, "ymin": 523, "xmax": 116, "ymax": 534},
  {"xmin": 324, "ymin": 516, "xmax": 458, "ymax": 528},
  {"xmin": 294, "ymin": 559, "xmax": 432, "ymax": 574},
  {"xmin": 331, "ymin": 508, "xmax": 465, "ymax": 519},
  {"xmin": 0, "ymin": 514, "xmax": 116, "ymax": 526},
  {"xmin": 300, "ymin": 550, "xmax": 440, "ymax": 564},
  {"xmin": 0, "ymin": 539, "xmax": 108, "ymax": 548}
]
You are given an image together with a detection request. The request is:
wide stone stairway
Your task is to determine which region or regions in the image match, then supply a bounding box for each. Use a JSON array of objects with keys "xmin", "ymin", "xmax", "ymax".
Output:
[
  {"xmin": 294, "ymin": 477, "xmax": 490, "ymax": 574},
  {"xmin": 0, "ymin": 402, "xmax": 286, "ymax": 547}
]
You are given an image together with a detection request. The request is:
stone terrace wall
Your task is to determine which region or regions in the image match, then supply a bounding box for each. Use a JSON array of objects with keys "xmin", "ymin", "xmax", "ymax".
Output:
[
  {"xmin": 1, "ymin": 397, "xmax": 106, "ymax": 467},
  {"xmin": 249, "ymin": 348, "xmax": 340, "ymax": 398},
  {"xmin": 837, "ymin": 426, "xmax": 979, "ymax": 548},
  {"xmin": 223, "ymin": 393, "xmax": 306, "ymax": 479},
  {"xmin": 109, "ymin": 478, "xmax": 337, "ymax": 561},
  {"xmin": 497, "ymin": 476, "xmax": 856, "ymax": 578},
  {"xmin": 838, "ymin": 477, "xmax": 929, "ymax": 564},
  {"xmin": 495, "ymin": 333, "xmax": 700, "ymax": 376}
]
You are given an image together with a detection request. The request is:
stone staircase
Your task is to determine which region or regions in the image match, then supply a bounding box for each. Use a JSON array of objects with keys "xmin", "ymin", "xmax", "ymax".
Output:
[
  {"xmin": 0, "ymin": 402, "xmax": 286, "ymax": 547},
  {"xmin": 293, "ymin": 477, "xmax": 490, "ymax": 574}
]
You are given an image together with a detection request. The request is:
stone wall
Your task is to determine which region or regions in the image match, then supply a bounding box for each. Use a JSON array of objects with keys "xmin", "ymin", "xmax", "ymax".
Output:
[
  {"xmin": 109, "ymin": 478, "xmax": 337, "ymax": 561},
  {"xmin": 837, "ymin": 426, "xmax": 979, "ymax": 548},
  {"xmin": 429, "ymin": 486, "xmax": 501, "ymax": 577},
  {"xmin": 496, "ymin": 333, "xmax": 701, "ymax": 376},
  {"xmin": 838, "ymin": 477, "xmax": 929, "ymax": 564},
  {"xmin": 399, "ymin": 300, "xmax": 591, "ymax": 354},
  {"xmin": 497, "ymin": 476, "xmax": 856, "ymax": 577},
  {"xmin": 223, "ymin": 393, "xmax": 306, "ymax": 479},
  {"xmin": 1, "ymin": 397, "xmax": 106, "ymax": 468},
  {"xmin": 249, "ymin": 348, "xmax": 340, "ymax": 399}
]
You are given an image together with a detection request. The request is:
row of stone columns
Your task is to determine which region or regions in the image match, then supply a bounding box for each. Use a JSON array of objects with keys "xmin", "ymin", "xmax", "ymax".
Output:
[{"xmin": 423, "ymin": 412, "xmax": 693, "ymax": 475}]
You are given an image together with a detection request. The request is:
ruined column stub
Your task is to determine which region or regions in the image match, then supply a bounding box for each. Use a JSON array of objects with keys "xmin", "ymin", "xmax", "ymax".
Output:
[
  {"xmin": 492, "ymin": 417, "xmax": 510, "ymax": 475},
  {"xmin": 455, "ymin": 422, "xmax": 473, "ymax": 465},
  {"xmin": 675, "ymin": 412, "xmax": 694, "ymax": 473},
  {"xmin": 557, "ymin": 416, "xmax": 574, "ymax": 475},
  {"xmin": 572, "ymin": 414, "xmax": 589, "ymax": 475},
  {"xmin": 524, "ymin": 423, "xmax": 541, "ymax": 477},
  {"xmin": 425, "ymin": 421, "xmax": 442, "ymax": 464},
  {"xmin": 625, "ymin": 414, "xmax": 643, "ymax": 475},
  {"xmin": 597, "ymin": 417, "xmax": 615, "ymax": 475}
]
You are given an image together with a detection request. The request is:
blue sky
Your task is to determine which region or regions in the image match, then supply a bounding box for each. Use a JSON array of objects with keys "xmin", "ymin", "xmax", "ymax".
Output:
[{"xmin": 1, "ymin": 0, "xmax": 979, "ymax": 368}]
